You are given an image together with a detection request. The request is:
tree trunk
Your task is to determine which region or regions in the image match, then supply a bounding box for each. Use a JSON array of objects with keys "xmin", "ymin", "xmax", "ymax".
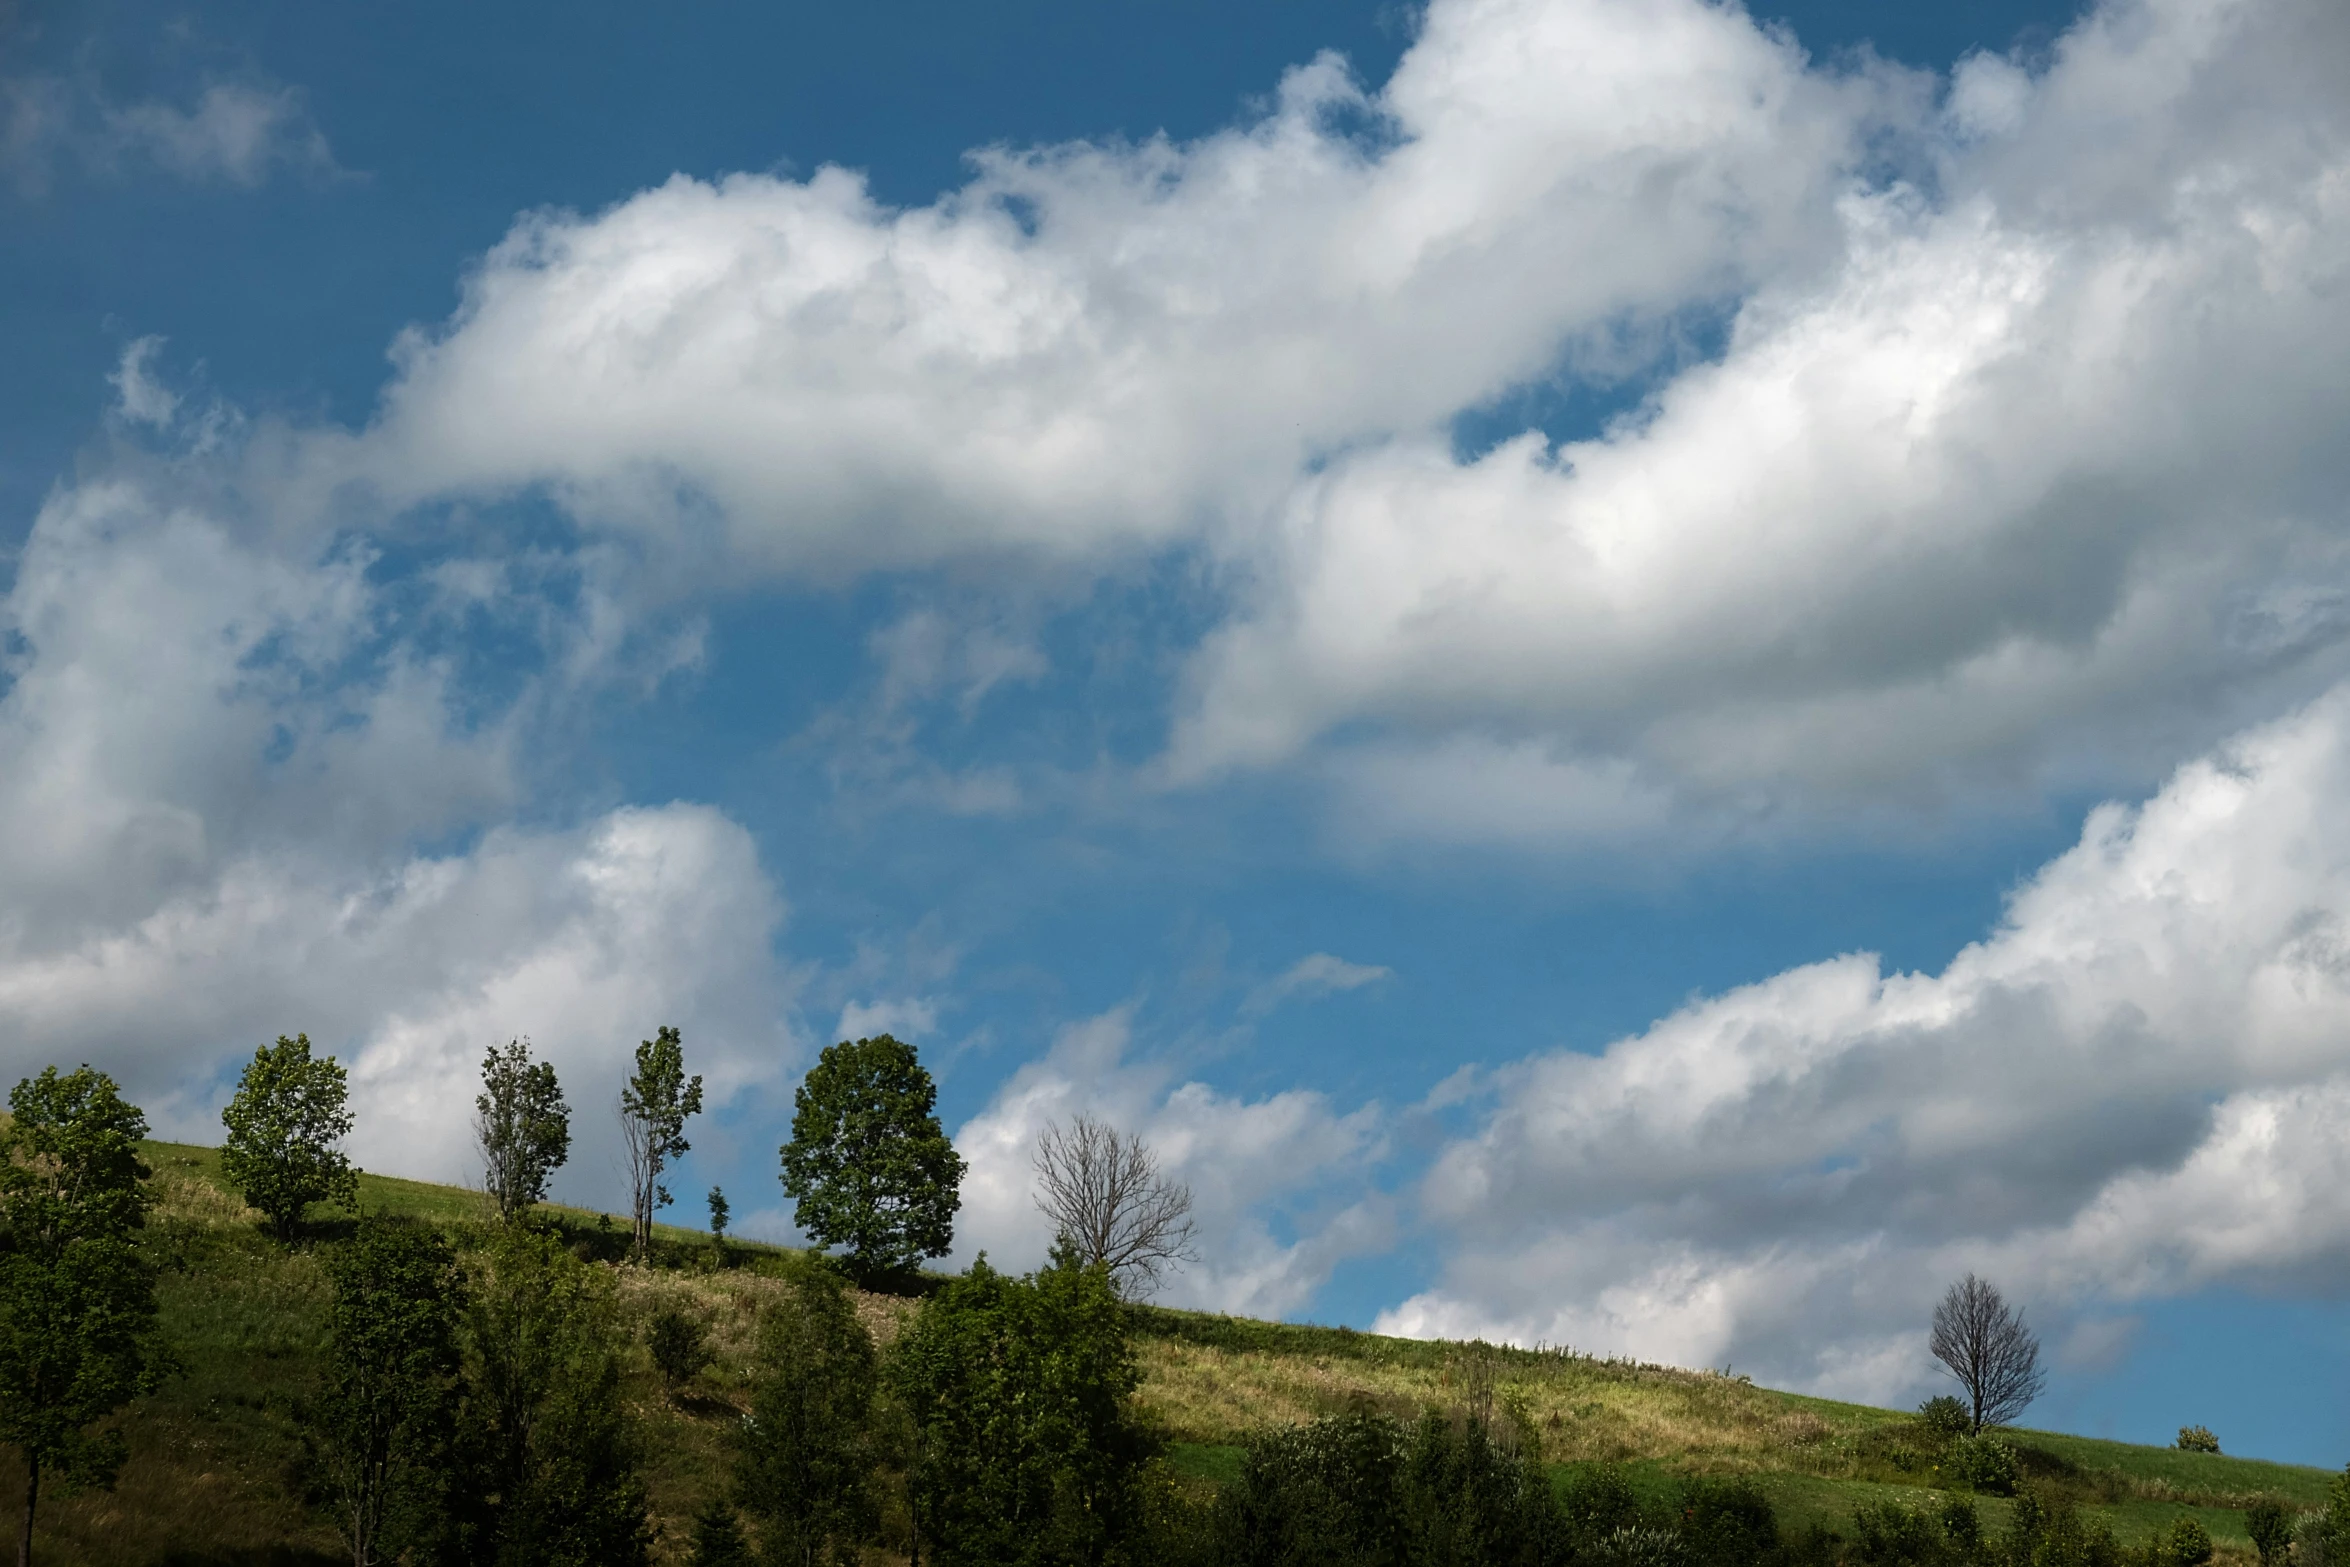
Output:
[{"xmin": 18, "ymin": 1450, "xmax": 37, "ymax": 1567}]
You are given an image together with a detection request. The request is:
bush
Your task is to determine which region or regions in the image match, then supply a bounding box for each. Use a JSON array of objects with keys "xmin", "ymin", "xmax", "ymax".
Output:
[
  {"xmin": 646, "ymin": 1307, "xmax": 714, "ymax": 1391},
  {"xmin": 1950, "ymin": 1435, "xmax": 2020, "ymax": 1496},
  {"xmin": 2175, "ymin": 1425, "xmax": 2220, "ymax": 1454},
  {"xmin": 2158, "ymin": 1517, "xmax": 2214, "ymax": 1567},
  {"xmin": 1852, "ymin": 1503, "xmax": 1943, "ymax": 1567},
  {"xmin": 1918, "ymin": 1396, "xmax": 1972, "ymax": 1438},
  {"xmin": 2246, "ymin": 1501, "xmax": 2293, "ymax": 1567}
]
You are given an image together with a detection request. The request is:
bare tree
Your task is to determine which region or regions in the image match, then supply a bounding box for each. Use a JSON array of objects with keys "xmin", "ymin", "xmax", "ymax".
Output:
[
  {"xmin": 1930, "ymin": 1274, "xmax": 2046, "ymax": 1432},
  {"xmin": 1032, "ymin": 1116, "xmax": 1197, "ymax": 1297}
]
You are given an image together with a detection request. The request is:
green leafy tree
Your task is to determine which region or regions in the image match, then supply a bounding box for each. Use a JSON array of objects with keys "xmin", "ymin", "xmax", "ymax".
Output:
[
  {"xmin": 687, "ymin": 1500, "xmax": 755, "ymax": 1567},
  {"xmin": 889, "ymin": 1250, "xmax": 1149, "ymax": 1566},
  {"xmin": 618, "ymin": 1026, "xmax": 702, "ymax": 1261},
  {"xmin": 0, "ymin": 1066, "xmax": 166, "ymax": 1567},
  {"xmin": 645, "ymin": 1308, "xmax": 713, "ymax": 1393},
  {"xmin": 219, "ymin": 1033, "xmax": 360, "ymax": 1242},
  {"xmin": 2244, "ymin": 1501, "xmax": 2292, "ymax": 1567},
  {"xmin": 462, "ymin": 1222, "xmax": 650, "ymax": 1567},
  {"xmin": 315, "ymin": 1219, "xmax": 464, "ymax": 1567},
  {"xmin": 708, "ymin": 1186, "xmax": 729, "ymax": 1240},
  {"xmin": 736, "ymin": 1256, "xmax": 879, "ymax": 1567},
  {"xmin": 780, "ymin": 1035, "xmax": 964, "ymax": 1282},
  {"xmin": 475, "ymin": 1039, "xmax": 570, "ymax": 1221}
]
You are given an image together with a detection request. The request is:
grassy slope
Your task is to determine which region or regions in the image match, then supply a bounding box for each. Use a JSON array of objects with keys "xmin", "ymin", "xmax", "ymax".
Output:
[{"xmin": 0, "ymin": 1142, "xmax": 2328, "ymax": 1564}]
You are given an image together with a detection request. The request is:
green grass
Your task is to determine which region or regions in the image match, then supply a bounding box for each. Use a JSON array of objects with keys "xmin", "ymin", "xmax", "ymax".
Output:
[{"xmin": 0, "ymin": 1140, "xmax": 2330, "ymax": 1564}]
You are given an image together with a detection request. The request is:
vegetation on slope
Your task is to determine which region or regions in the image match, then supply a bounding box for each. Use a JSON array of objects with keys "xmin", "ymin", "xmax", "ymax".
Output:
[{"xmin": 0, "ymin": 1139, "xmax": 2328, "ymax": 1564}]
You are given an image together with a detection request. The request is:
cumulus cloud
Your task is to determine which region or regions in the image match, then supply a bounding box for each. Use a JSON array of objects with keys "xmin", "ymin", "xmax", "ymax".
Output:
[
  {"xmin": 952, "ymin": 1008, "xmax": 1391, "ymax": 1316},
  {"xmin": 336, "ymin": 0, "xmax": 1878, "ymax": 581},
  {"xmin": 298, "ymin": 0, "xmax": 2350, "ymax": 841},
  {"xmin": 1378, "ymin": 685, "xmax": 2350, "ymax": 1400},
  {"xmin": 0, "ymin": 475, "xmax": 794, "ymax": 1207}
]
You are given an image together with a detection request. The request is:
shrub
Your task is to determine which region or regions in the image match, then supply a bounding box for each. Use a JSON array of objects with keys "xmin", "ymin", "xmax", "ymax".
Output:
[
  {"xmin": 1940, "ymin": 1495, "xmax": 1984, "ymax": 1560},
  {"xmin": 1918, "ymin": 1396, "xmax": 1972, "ymax": 1438},
  {"xmin": 1851, "ymin": 1503, "xmax": 1942, "ymax": 1567},
  {"xmin": 1591, "ymin": 1526, "xmax": 1688, "ymax": 1567},
  {"xmin": 1951, "ymin": 1434, "xmax": 2020, "ymax": 1496},
  {"xmin": 2159, "ymin": 1517, "xmax": 2214, "ymax": 1567},
  {"xmin": 646, "ymin": 1307, "xmax": 714, "ymax": 1391},
  {"xmin": 2246, "ymin": 1501, "xmax": 2293, "ymax": 1567},
  {"xmin": 2175, "ymin": 1426, "xmax": 2220, "ymax": 1454}
]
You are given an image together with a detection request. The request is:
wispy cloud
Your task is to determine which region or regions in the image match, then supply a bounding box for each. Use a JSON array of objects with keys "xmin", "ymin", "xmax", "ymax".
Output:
[{"xmin": 1244, "ymin": 953, "xmax": 1393, "ymax": 1016}]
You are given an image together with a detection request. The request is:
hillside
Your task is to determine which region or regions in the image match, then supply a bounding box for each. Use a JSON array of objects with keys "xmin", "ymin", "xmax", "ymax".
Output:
[{"xmin": 8, "ymin": 1140, "xmax": 2327, "ymax": 1565}]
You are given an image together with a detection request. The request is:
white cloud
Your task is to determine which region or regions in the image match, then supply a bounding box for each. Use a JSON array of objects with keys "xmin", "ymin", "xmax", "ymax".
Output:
[
  {"xmin": 951, "ymin": 1007, "xmax": 1391, "ymax": 1316},
  {"xmin": 298, "ymin": 0, "xmax": 2350, "ymax": 841},
  {"xmin": 1377, "ymin": 684, "xmax": 2350, "ymax": 1401},
  {"xmin": 334, "ymin": 0, "xmax": 1879, "ymax": 586},
  {"xmin": 835, "ymin": 996, "xmax": 940, "ymax": 1042},
  {"xmin": 2, "ymin": 74, "xmax": 335, "ymax": 191},
  {"xmin": 1244, "ymin": 952, "xmax": 1392, "ymax": 1015},
  {"xmin": 108, "ymin": 337, "xmax": 180, "ymax": 427},
  {"xmin": 0, "ymin": 476, "xmax": 795, "ymax": 1209}
]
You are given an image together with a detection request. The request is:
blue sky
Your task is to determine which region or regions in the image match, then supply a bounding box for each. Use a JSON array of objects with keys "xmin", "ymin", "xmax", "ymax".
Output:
[{"xmin": 9, "ymin": 0, "xmax": 2350, "ymax": 1465}]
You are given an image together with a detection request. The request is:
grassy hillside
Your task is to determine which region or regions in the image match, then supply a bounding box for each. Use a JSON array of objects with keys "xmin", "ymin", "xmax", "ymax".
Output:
[{"xmin": 2, "ymin": 1140, "xmax": 2328, "ymax": 1565}]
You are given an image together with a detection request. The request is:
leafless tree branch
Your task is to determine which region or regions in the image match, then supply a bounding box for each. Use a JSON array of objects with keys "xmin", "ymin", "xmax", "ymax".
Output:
[
  {"xmin": 1033, "ymin": 1116, "xmax": 1198, "ymax": 1297},
  {"xmin": 1930, "ymin": 1273, "xmax": 2046, "ymax": 1432}
]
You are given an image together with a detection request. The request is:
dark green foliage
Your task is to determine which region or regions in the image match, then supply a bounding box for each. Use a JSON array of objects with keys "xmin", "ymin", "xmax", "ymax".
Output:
[
  {"xmin": 707, "ymin": 1187, "xmax": 729, "ymax": 1239},
  {"xmin": 2024, "ymin": 1499, "xmax": 2122, "ymax": 1567},
  {"xmin": 314, "ymin": 1219, "xmax": 463, "ymax": 1567},
  {"xmin": 2174, "ymin": 1427, "xmax": 2219, "ymax": 1455},
  {"xmin": 1217, "ymin": 1406, "xmax": 1408, "ymax": 1567},
  {"xmin": 475, "ymin": 1040, "xmax": 570, "ymax": 1222},
  {"xmin": 1953, "ymin": 1434, "xmax": 2021, "ymax": 1495},
  {"xmin": 1852, "ymin": 1503, "xmax": 1945, "ymax": 1567},
  {"xmin": 1939, "ymin": 1495, "xmax": 1985, "ymax": 1562},
  {"xmin": 889, "ymin": 1252, "xmax": 1148, "ymax": 1566},
  {"xmin": 2150, "ymin": 1517, "xmax": 2213, "ymax": 1567},
  {"xmin": 1214, "ymin": 1405, "xmax": 1577, "ymax": 1567},
  {"xmin": 1918, "ymin": 1397, "xmax": 1972, "ymax": 1439},
  {"xmin": 2245, "ymin": 1500, "xmax": 2292, "ymax": 1567},
  {"xmin": 688, "ymin": 1498, "xmax": 755, "ymax": 1567},
  {"xmin": 646, "ymin": 1308, "xmax": 713, "ymax": 1392},
  {"xmin": 1673, "ymin": 1477, "xmax": 1776, "ymax": 1567},
  {"xmin": 780, "ymin": 1035, "xmax": 964, "ymax": 1281},
  {"xmin": 1558, "ymin": 1463, "xmax": 1643, "ymax": 1539},
  {"xmin": 619, "ymin": 1026, "xmax": 702, "ymax": 1261},
  {"xmin": 461, "ymin": 1223, "xmax": 650, "ymax": 1567},
  {"xmin": 219, "ymin": 1034, "xmax": 359, "ymax": 1242},
  {"xmin": 0, "ymin": 1066, "xmax": 165, "ymax": 1563},
  {"xmin": 736, "ymin": 1256, "xmax": 879, "ymax": 1567}
]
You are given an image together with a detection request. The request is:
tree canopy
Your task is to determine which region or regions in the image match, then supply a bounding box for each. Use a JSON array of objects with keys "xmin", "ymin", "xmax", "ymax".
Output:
[
  {"xmin": 219, "ymin": 1033, "xmax": 360, "ymax": 1242},
  {"xmin": 475, "ymin": 1039, "xmax": 570, "ymax": 1222},
  {"xmin": 779, "ymin": 1035, "xmax": 964, "ymax": 1282},
  {"xmin": 0, "ymin": 1066, "xmax": 166, "ymax": 1567}
]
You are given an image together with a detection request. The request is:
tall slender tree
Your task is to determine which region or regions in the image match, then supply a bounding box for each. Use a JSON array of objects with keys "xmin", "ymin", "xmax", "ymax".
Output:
[
  {"xmin": 475, "ymin": 1039, "xmax": 570, "ymax": 1221},
  {"xmin": 219, "ymin": 1033, "xmax": 360, "ymax": 1242},
  {"xmin": 735, "ymin": 1257, "xmax": 879, "ymax": 1567},
  {"xmin": 618, "ymin": 1026, "xmax": 702, "ymax": 1261},
  {"xmin": 0, "ymin": 1067, "xmax": 165, "ymax": 1567}
]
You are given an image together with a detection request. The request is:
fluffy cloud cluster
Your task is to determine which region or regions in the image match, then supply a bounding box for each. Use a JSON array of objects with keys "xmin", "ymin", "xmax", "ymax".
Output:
[
  {"xmin": 320, "ymin": 0, "xmax": 2350, "ymax": 833},
  {"xmin": 0, "ymin": 472, "xmax": 791, "ymax": 1205},
  {"xmin": 1380, "ymin": 685, "xmax": 2350, "ymax": 1399}
]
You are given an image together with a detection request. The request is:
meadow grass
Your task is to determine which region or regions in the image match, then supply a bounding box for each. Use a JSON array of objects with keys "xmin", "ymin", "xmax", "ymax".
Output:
[{"xmin": 0, "ymin": 1142, "xmax": 2326, "ymax": 1563}]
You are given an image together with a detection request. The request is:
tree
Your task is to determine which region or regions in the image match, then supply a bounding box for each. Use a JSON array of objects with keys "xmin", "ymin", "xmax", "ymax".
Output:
[
  {"xmin": 219, "ymin": 1033, "xmax": 360, "ymax": 1242},
  {"xmin": 735, "ymin": 1256, "xmax": 879, "ymax": 1567},
  {"xmin": 707, "ymin": 1187, "xmax": 729, "ymax": 1242},
  {"xmin": 0, "ymin": 1066, "xmax": 165, "ymax": 1567},
  {"xmin": 1928, "ymin": 1274, "xmax": 2045, "ymax": 1433},
  {"xmin": 315, "ymin": 1219, "xmax": 464, "ymax": 1567},
  {"xmin": 462, "ymin": 1222, "xmax": 650, "ymax": 1566},
  {"xmin": 618, "ymin": 1026, "xmax": 702, "ymax": 1262},
  {"xmin": 475, "ymin": 1039, "xmax": 570, "ymax": 1221},
  {"xmin": 888, "ymin": 1250, "xmax": 1149, "ymax": 1565},
  {"xmin": 1032, "ymin": 1116, "xmax": 1197, "ymax": 1298},
  {"xmin": 780, "ymin": 1035, "xmax": 964, "ymax": 1283}
]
